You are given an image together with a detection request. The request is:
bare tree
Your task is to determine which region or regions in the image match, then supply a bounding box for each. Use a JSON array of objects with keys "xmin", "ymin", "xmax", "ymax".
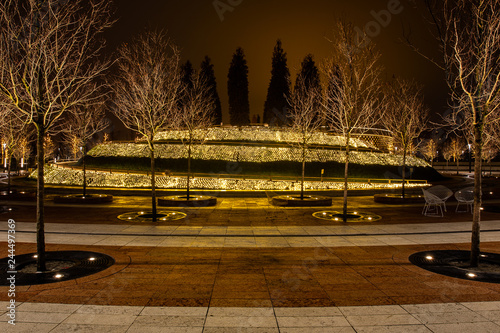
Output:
[
  {"xmin": 176, "ymin": 73, "xmax": 215, "ymax": 200},
  {"xmin": 0, "ymin": 0, "xmax": 112, "ymax": 271},
  {"xmin": 324, "ymin": 21, "xmax": 384, "ymax": 221},
  {"xmin": 481, "ymin": 142, "xmax": 498, "ymax": 176},
  {"xmin": 384, "ymin": 78, "xmax": 428, "ymax": 198},
  {"xmin": 420, "ymin": 138, "xmax": 438, "ymax": 166},
  {"xmin": 442, "ymin": 1, "xmax": 500, "ymax": 266},
  {"xmin": 287, "ymin": 76, "xmax": 323, "ymax": 200},
  {"xmin": 443, "ymin": 135, "xmax": 465, "ymax": 175},
  {"xmin": 112, "ymin": 30, "xmax": 181, "ymax": 221},
  {"xmin": 408, "ymin": 0, "xmax": 500, "ymax": 267},
  {"xmin": 441, "ymin": 140, "xmax": 453, "ymax": 168},
  {"xmin": 0, "ymin": 110, "xmax": 31, "ymax": 192},
  {"xmin": 13, "ymin": 137, "xmax": 32, "ymax": 171},
  {"xmin": 63, "ymin": 99, "xmax": 109, "ymax": 197}
]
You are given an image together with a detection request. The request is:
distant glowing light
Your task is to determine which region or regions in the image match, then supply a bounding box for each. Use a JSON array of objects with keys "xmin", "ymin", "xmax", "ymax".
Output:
[
  {"xmin": 466, "ymin": 273, "xmax": 476, "ymax": 278},
  {"xmin": 425, "ymin": 256, "xmax": 433, "ymax": 260},
  {"xmin": 54, "ymin": 274, "xmax": 63, "ymax": 278}
]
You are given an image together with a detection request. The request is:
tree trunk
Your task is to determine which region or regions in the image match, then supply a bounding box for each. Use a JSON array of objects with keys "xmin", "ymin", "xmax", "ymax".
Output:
[
  {"xmin": 301, "ymin": 144, "xmax": 305, "ymax": 200},
  {"xmin": 187, "ymin": 143, "xmax": 191, "ymax": 200},
  {"xmin": 343, "ymin": 135, "xmax": 350, "ymax": 222},
  {"xmin": 36, "ymin": 125, "xmax": 46, "ymax": 272},
  {"xmin": 7, "ymin": 152, "xmax": 11, "ymax": 193},
  {"xmin": 470, "ymin": 125, "xmax": 483, "ymax": 267},
  {"xmin": 401, "ymin": 149, "xmax": 407, "ymax": 198},
  {"xmin": 150, "ymin": 146, "xmax": 157, "ymax": 222},
  {"xmin": 82, "ymin": 145, "xmax": 87, "ymax": 197}
]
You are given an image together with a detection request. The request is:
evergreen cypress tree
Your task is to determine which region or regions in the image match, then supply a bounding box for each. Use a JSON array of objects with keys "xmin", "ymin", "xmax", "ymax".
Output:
[
  {"xmin": 179, "ymin": 60, "xmax": 195, "ymax": 109},
  {"xmin": 227, "ymin": 47, "xmax": 250, "ymax": 126},
  {"xmin": 181, "ymin": 60, "xmax": 194, "ymax": 90},
  {"xmin": 263, "ymin": 39, "xmax": 291, "ymax": 126},
  {"xmin": 200, "ymin": 56, "xmax": 222, "ymax": 125},
  {"xmin": 294, "ymin": 54, "xmax": 322, "ymax": 124}
]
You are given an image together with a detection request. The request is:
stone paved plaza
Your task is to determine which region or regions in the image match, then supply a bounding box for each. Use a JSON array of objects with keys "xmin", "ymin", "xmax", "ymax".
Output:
[{"xmin": 1, "ymin": 195, "xmax": 500, "ymax": 332}]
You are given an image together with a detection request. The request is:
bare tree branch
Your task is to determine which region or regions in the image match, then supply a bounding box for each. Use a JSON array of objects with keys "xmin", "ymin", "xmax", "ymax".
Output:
[
  {"xmin": 111, "ymin": 30, "xmax": 182, "ymax": 221},
  {"xmin": 0, "ymin": 0, "xmax": 113, "ymax": 271}
]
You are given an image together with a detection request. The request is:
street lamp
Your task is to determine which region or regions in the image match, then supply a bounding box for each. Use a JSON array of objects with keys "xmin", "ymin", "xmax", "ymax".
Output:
[{"xmin": 468, "ymin": 143, "xmax": 472, "ymax": 173}]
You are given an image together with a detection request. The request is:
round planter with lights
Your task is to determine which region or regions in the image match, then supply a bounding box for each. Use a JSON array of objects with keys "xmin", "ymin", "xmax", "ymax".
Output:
[
  {"xmin": 313, "ymin": 210, "xmax": 382, "ymax": 222},
  {"xmin": 53, "ymin": 194, "xmax": 113, "ymax": 204},
  {"xmin": 0, "ymin": 251, "xmax": 114, "ymax": 286},
  {"xmin": 373, "ymin": 193, "xmax": 425, "ymax": 204},
  {"xmin": 117, "ymin": 210, "xmax": 186, "ymax": 222},
  {"xmin": 158, "ymin": 195, "xmax": 217, "ymax": 207},
  {"xmin": 271, "ymin": 195, "xmax": 332, "ymax": 207},
  {"xmin": 409, "ymin": 250, "xmax": 500, "ymax": 283}
]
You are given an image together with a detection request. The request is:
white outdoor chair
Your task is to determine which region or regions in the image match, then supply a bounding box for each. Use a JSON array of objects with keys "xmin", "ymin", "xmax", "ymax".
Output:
[
  {"xmin": 422, "ymin": 188, "xmax": 446, "ymax": 217},
  {"xmin": 426, "ymin": 185, "xmax": 453, "ymax": 212},
  {"xmin": 455, "ymin": 186, "xmax": 474, "ymax": 213}
]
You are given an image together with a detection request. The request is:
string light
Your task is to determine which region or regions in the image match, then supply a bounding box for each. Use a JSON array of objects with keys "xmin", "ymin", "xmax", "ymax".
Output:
[{"xmin": 33, "ymin": 165, "xmax": 427, "ymax": 190}]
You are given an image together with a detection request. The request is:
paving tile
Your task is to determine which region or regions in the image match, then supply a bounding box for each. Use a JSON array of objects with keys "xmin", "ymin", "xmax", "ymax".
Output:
[
  {"xmin": 411, "ymin": 311, "xmax": 489, "ymax": 324},
  {"xmin": 207, "ymin": 307, "xmax": 274, "ymax": 317},
  {"xmin": 16, "ymin": 312, "xmax": 71, "ymax": 324},
  {"xmin": 127, "ymin": 324, "xmax": 203, "ymax": 333},
  {"xmin": 345, "ymin": 314, "xmax": 421, "ymax": 326},
  {"xmin": 75, "ymin": 304, "xmax": 144, "ymax": 315},
  {"xmin": 140, "ymin": 307, "xmax": 208, "ymax": 316},
  {"xmin": 204, "ymin": 316, "xmax": 277, "ymax": 328},
  {"xmin": 277, "ymin": 316, "xmax": 350, "ymax": 327},
  {"xmin": 63, "ymin": 313, "xmax": 136, "ymax": 326},
  {"xmin": 274, "ymin": 307, "xmax": 343, "ymax": 316},
  {"xmin": 339, "ymin": 305, "xmax": 407, "ymax": 316},
  {"xmin": 0, "ymin": 322, "xmax": 57, "ymax": 333},
  {"xmin": 462, "ymin": 301, "xmax": 500, "ymax": 311},
  {"xmin": 280, "ymin": 328, "xmax": 355, "ymax": 333},
  {"xmin": 425, "ymin": 322, "xmax": 500, "ymax": 333},
  {"xmin": 352, "ymin": 325, "xmax": 432, "ymax": 333},
  {"xmin": 203, "ymin": 328, "xmax": 279, "ymax": 333},
  {"xmin": 401, "ymin": 303, "xmax": 470, "ymax": 313},
  {"xmin": 133, "ymin": 315, "xmax": 206, "ymax": 327},
  {"xmin": 16, "ymin": 303, "xmax": 81, "ymax": 313},
  {"xmin": 49, "ymin": 324, "xmax": 130, "ymax": 332}
]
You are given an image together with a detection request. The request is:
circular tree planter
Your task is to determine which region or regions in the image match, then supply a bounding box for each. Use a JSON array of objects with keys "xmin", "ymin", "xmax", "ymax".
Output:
[
  {"xmin": 313, "ymin": 210, "xmax": 382, "ymax": 222},
  {"xmin": 0, "ymin": 251, "xmax": 114, "ymax": 286},
  {"xmin": 373, "ymin": 193, "xmax": 425, "ymax": 204},
  {"xmin": 271, "ymin": 195, "xmax": 332, "ymax": 207},
  {"xmin": 158, "ymin": 195, "xmax": 217, "ymax": 207},
  {"xmin": 409, "ymin": 250, "xmax": 500, "ymax": 283},
  {"xmin": 53, "ymin": 194, "xmax": 113, "ymax": 204},
  {"xmin": 0, "ymin": 190, "xmax": 36, "ymax": 201},
  {"xmin": 117, "ymin": 210, "xmax": 186, "ymax": 222}
]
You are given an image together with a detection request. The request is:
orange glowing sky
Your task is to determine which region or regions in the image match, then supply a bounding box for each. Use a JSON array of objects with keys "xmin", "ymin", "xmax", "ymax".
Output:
[{"xmin": 105, "ymin": 0, "xmax": 447, "ymax": 123}]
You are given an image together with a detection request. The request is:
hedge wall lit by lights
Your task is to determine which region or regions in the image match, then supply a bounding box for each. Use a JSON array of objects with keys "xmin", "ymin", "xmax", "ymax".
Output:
[
  {"xmin": 88, "ymin": 143, "xmax": 428, "ymax": 167},
  {"xmin": 36, "ymin": 165, "xmax": 426, "ymax": 191},
  {"xmin": 153, "ymin": 126, "xmax": 371, "ymax": 148}
]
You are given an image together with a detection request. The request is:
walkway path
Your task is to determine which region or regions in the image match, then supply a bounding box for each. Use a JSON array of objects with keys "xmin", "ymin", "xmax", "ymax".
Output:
[
  {"xmin": 1, "ymin": 196, "xmax": 500, "ymax": 331},
  {"xmin": 3, "ymin": 301, "xmax": 500, "ymax": 332}
]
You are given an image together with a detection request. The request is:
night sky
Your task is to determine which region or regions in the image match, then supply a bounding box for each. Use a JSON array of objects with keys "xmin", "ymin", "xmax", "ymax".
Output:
[{"xmin": 104, "ymin": 0, "xmax": 448, "ymax": 124}]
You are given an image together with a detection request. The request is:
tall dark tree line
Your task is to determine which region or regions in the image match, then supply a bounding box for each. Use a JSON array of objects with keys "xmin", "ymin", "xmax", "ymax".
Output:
[
  {"xmin": 263, "ymin": 40, "xmax": 291, "ymax": 126},
  {"xmin": 227, "ymin": 47, "xmax": 250, "ymax": 126},
  {"xmin": 294, "ymin": 54, "xmax": 322, "ymax": 124},
  {"xmin": 200, "ymin": 56, "xmax": 222, "ymax": 125}
]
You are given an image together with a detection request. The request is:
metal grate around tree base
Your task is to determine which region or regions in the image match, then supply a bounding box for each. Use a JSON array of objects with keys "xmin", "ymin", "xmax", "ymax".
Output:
[
  {"xmin": 0, "ymin": 251, "xmax": 114, "ymax": 286},
  {"xmin": 409, "ymin": 250, "xmax": 500, "ymax": 283}
]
